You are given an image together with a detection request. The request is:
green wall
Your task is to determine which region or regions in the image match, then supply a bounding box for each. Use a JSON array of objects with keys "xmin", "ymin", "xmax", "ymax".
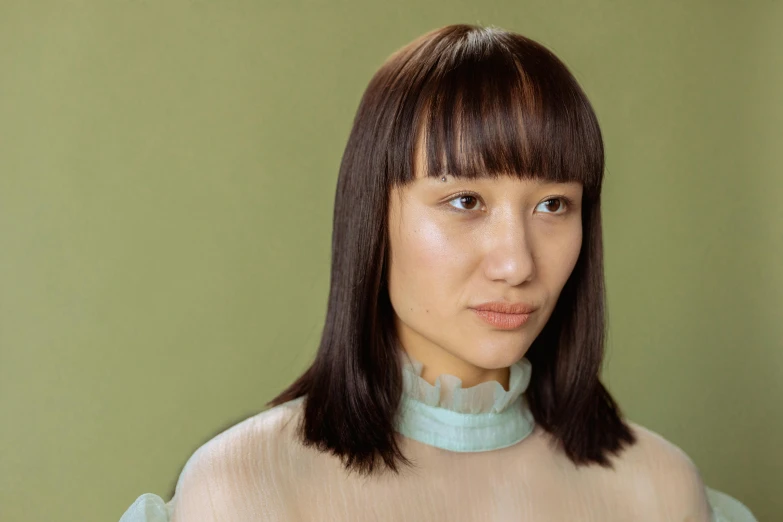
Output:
[{"xmin": 1, "ymin": 2, "xmax": 779, "ymax": 520}]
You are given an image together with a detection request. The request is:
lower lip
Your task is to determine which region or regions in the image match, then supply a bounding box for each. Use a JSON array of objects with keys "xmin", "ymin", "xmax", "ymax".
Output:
[{"xmin": 471, "ymin": 309, "xmax": 532, "ymax": 329}]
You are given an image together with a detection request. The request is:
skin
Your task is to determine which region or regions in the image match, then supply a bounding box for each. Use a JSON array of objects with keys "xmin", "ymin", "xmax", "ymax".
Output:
[{"xmin": 387, "ymin": 142, "xmax": 584, "ymax": 390}]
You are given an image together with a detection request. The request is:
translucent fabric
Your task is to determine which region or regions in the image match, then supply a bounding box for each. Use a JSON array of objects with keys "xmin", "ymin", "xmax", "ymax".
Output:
[
  {"xmin": 119, "ymin": 352, "xmax": 757, "ymax": 521},
  {"xmin": 395, "ymin": 350, "xmax": 536, "ymax": 452}
]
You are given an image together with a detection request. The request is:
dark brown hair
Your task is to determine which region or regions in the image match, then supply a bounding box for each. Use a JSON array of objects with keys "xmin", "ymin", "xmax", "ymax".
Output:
[{"xmin": 267, "ymin": 23, "xmax": 636, "ymax": 477}]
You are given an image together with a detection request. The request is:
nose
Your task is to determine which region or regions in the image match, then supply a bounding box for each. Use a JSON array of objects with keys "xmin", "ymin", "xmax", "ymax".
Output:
[{"xmin": 482, "ymin": 216, "xmax": 536, "ymax": 287}]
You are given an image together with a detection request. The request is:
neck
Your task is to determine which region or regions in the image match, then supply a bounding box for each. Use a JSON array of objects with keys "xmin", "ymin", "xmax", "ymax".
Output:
[
  {"xmin": 416, "ymin": 358, "xmax": 511, "ymax": 391},
  {"xmin": 395, "ymin": 330, "xmax": 512, "ymax": 390}
]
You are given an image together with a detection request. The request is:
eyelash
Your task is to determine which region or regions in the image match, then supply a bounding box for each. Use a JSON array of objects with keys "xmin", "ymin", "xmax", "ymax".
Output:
[{"xmin": 446, "ymin": 191, "xmax": 574, "ymax": 215}]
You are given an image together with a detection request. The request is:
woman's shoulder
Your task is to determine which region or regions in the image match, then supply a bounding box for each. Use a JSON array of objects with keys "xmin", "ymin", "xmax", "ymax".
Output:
[
  {"xmin": 620, "ymin": 420, "xmax": 700, "ymax": 467},
  {"xmin": 611, "ymin": 420, "xmax": 714, "ymax": 519},
  {"xmin": 194, "ymin": 396, "xmax": 306, "ymax": 457},
  {"xmin": 119, "ymin": 397, "xmax": 306, "ymax": 522},
  {"xmin": 177, "ymin": 396, "xmax": 306, "ymax": 486}
]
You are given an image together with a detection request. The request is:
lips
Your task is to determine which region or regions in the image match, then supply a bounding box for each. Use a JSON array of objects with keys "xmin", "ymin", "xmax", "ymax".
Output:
[
  {"xmin": 472, "ymin": 309, "xmax": 532, "ymax": 329},
  {"xmin": 469, "ymin": 301, "xmax": 537, "ymax": 330},
  {"xmin": 470, "ymin": 301, "xmax": 537, "ymax": 314}
]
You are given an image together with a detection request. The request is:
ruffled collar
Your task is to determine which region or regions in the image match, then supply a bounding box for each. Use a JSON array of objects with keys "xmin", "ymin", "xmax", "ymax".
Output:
[{"xmin": 394, "ymin": 347, "xmax": 536, "ymax": 452}]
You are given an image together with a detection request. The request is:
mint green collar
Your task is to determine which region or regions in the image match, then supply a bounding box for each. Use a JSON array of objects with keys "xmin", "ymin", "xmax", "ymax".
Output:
[{"xmin": 394, "ymin": 349, "xmax": 536, "ymax": 452}]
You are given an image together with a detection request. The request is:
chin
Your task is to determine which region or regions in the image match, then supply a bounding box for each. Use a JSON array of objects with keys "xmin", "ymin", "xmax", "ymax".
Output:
[{"xmin": 461, "ymin": 344, "xmax": 529, "ymax": 370}]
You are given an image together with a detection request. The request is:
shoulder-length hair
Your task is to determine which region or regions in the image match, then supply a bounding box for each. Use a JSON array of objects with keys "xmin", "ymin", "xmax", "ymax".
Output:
[{"xmin": 268, "ymin": 23, "xmax": 637, "ymax": 476}]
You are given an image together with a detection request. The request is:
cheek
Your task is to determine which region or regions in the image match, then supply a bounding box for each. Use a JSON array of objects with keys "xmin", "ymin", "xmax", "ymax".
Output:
[
  {"xmin": 537, "ymin": 224, "xmax": 583, "ymax": 288},
  {"xmin": 389, "ymin": 219, "xmax": 465, "ymax": 309},
  {"xmin": 414, "ymin": 219, "xmax": 462, "ymax": 265},
  {"xmin": 565, "ymin": 225, "xmax": 583, "ymax": 273}
]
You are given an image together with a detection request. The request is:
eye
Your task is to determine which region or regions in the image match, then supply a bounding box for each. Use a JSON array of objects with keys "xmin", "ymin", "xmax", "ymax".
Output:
[
  {"xmin": 447, "ymin": 192, "xmax": 483, "ymax": 212},
  {"xmin": 536, "ymin": 195, "xmax": 573, "ymax": 215},
  {"xmin": 447, "ymin": 192, "xmax": 574, "ymax": 215}
]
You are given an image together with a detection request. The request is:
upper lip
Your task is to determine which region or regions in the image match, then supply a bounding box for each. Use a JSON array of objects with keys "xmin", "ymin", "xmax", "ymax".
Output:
[{"xmin": 471, "ymin": 301, "xmax": 537, "ymax": 314}]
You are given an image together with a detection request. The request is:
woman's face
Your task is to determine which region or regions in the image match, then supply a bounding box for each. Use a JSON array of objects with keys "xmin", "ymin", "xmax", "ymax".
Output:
[{"xmin": 387, "ymin": 146, "xmax": 584, "ymax": 387}]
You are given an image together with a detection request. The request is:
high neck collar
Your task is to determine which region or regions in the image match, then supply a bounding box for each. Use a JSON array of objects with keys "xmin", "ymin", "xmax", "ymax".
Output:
[{"xmin": 394, "ymin": 348, "xmax": 536, "ymax": 452}]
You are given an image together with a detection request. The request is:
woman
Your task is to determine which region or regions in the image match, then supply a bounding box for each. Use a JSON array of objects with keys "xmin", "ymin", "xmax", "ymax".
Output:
[{"xmin": 120, "ymin": 24, "xmax": 754, "ymax": 522}]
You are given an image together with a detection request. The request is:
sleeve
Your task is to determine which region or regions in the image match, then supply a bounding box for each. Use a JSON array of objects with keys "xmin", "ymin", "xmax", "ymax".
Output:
[
  {"xmin": 128, "ymin": 427, "xmax": 277, "ymax": 522},
  {"xmin": 705, "ymin": 486, "xmax": 758, "ymax": 522},
  {"xmin": 119, "ymin": 493, "xmax": 172, "ymax": 522},
  {"xmin": 115, "ymin": 438, "xmax": 231, "ymax": 522},
  {"xmin": 118, "ymin": 406, "xmax": 299, "ymax": 521},
  {"xmin": 116, "ymin": 450, "xmax": 236, "ymax": 522}
]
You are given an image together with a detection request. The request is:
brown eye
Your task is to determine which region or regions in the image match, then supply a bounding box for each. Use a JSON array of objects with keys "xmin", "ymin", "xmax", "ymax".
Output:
[
  {"xmin": 536, "ymin": 197, "xmax": 570, "ymax": 215},
  {"xmin": 447, "ymin": 193, "xmax": 482, "ymax": 211},
  {"xmin": 461, "ymin": 195, "xmax": 479, "ymax": 210}
]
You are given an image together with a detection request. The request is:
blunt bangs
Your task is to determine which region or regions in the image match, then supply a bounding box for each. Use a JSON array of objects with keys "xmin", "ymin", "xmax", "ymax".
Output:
[{"xmin": 386, "ymin": 26, "xmax": 604, "ymax": 196}]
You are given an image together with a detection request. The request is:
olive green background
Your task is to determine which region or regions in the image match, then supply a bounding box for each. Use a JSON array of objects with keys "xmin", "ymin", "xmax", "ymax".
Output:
[{"xmin": 1, "ymin": 1, "xmax": 780, "ymax": 521}]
